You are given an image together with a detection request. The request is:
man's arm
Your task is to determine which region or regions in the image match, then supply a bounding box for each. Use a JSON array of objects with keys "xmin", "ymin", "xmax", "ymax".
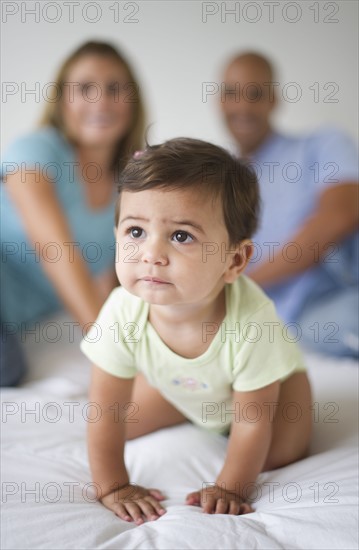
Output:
[{"xmin": 249, "ymin": 183, "xmax": 359, "ymax": 287}]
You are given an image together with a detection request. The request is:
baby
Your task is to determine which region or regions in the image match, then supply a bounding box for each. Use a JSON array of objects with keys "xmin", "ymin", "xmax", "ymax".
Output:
[{"xmin": 80, "ymin": 138, "xmax": 312, "ymax": 523}]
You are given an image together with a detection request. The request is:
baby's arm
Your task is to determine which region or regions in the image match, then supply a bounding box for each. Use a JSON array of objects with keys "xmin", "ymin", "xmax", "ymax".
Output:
[
  {"xmin": 88, "ymin": 365, "xmax": 166, "ymax": 523},
  {"xmin": 187, "ymin": 380, "xmax": 280, "ymax": 514}
]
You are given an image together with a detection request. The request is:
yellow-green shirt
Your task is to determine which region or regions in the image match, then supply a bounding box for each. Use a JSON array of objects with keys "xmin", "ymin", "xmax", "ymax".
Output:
[{"xmin": 80, "ymin": 276, "xmax": 306, "ymax": 434}]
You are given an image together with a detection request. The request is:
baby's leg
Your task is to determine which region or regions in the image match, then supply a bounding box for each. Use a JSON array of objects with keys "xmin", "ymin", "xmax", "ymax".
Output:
[
  {"xmin": 126, "ymin": 373, "xmax": 188, "ymax": 440},
  {"xmin": 262, "ymin": 372, "xmax": 313, "ymax": 471}
]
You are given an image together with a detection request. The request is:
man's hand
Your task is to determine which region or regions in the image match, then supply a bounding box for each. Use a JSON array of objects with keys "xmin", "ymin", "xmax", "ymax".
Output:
[
  {"xmin": 100, "ymin": 483, "xmax": 166, "ymax": 524},
  {"xmin": 186, "ymin": 485, "xmax": 254, "ymax": 515}
]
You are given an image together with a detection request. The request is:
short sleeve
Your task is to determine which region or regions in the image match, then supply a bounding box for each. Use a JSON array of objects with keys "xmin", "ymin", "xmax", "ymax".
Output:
[
  {"xmin": 310, "ymin": 127, "xmax": 358, "ymax": 191},
  {"xmin": 1, "ymin": 128, "xmax": 72, "ymax": 182},
  {"xmin": 80, "ymin": 289, "xmax": 138, "ymax": 379},
  {"xmin": 232, "ymin": 301, "xmax": 306, "ymax": 392}
]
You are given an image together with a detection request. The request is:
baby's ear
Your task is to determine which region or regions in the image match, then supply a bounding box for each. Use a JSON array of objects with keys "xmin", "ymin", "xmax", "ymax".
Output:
[{"xmin": 224, "ymin": 240, "xmax": 253, "ymax": 283}]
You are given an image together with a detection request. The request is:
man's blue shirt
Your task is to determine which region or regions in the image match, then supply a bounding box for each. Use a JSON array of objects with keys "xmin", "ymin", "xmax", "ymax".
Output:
[{"xmin": 247, "ymin": 127, "xmax": 358, "ymax": 322}]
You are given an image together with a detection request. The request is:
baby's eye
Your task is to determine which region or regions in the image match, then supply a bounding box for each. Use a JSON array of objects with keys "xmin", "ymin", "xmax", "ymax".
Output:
[
  {"xmin": 129, "ymin": 227, "xmax": 144, "ymax": 239},
  {"xmin": 172, "ymin": 231, "xmax": 193, "ymax": 244}
]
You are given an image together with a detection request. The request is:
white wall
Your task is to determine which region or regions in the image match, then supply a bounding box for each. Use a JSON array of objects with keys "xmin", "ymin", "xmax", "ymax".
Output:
[{"xmin": 2, "ymin": 0, "xmax": 358, "ymax": 152}]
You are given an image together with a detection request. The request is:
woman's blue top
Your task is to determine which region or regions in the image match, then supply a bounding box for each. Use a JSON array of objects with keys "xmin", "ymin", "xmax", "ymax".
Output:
[{"xmin": 1, "ymin": 126, "xmax": 117, "ymax": 326}]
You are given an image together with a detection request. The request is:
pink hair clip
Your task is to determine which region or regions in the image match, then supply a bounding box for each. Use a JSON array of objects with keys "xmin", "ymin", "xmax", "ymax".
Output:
[{"xmin": 133, "ymin": 150, "xmax": 145, "ymax": 159}]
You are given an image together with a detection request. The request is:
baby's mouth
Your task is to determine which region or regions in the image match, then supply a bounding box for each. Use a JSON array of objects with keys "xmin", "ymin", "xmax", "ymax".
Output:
[{"xmin": 141, "ymin": 277, "xmax": 171, "ymax": 285}]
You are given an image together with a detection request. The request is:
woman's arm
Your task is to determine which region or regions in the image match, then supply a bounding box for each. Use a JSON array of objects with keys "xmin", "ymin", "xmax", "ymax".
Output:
[
  {"xmin": 5, "ymin": 171, "xmax": 105, "ymax": 330},
  {"xmin": 95, "ymin": 267, "xmax": 119, "ymax": 303}
]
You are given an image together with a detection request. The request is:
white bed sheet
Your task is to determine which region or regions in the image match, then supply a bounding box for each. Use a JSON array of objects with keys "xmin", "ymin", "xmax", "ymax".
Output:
[{"xmin": 1, "ymin": 313, "xmax": 358, "ymax": 550}]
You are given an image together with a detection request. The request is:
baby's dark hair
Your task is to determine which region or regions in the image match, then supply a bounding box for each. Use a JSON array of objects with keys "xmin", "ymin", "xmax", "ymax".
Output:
[{"xmin": 115, "ymin": 138, "xmax": 260, "ymax": 245}]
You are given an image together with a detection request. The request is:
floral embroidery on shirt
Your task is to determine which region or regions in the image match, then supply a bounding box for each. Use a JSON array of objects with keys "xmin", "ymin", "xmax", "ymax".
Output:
[{"xmin": 171, "ymin": 377, "xmax": 208, "ymax": 391}]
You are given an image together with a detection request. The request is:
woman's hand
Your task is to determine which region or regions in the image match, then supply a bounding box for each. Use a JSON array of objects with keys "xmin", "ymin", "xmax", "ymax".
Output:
[
  {"xmin": 100, "ymin": 483, "xmax": 167, "ymax": 524},
  {"xmin": 186, "ymin": 485, "xmax": 254, "ymax": 515},
  {"xmin": 95, "ymin": 268, "xmax": 118, "ymax": 303}
]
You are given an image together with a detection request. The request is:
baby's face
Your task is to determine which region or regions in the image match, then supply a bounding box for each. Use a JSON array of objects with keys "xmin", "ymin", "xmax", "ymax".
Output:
[{"xmin": 114, "ymin": 186, "xmax": 239, "ymax": 307}]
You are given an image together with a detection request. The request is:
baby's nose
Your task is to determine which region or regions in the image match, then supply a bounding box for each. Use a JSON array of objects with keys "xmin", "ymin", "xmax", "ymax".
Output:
[{"xmin": 141, "ymin": 239, "xmax": 169, "ymax": 265}]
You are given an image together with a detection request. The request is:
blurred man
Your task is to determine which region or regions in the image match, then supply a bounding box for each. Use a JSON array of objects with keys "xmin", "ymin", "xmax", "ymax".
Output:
[{"xmin": 221, "ymin": 52, "xmax": 359, "ymax": 357}]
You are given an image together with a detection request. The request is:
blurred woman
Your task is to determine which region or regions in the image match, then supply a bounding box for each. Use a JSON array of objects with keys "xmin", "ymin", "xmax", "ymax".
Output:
[{"xmin": 0, "ymin": 41, "xmax": 145, "ymax": 385}]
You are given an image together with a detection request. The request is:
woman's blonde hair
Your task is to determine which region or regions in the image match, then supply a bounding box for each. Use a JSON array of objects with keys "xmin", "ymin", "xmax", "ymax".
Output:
[{"xmin": 39, "ymin": 41, "xmax": 145, "ymax": 171}]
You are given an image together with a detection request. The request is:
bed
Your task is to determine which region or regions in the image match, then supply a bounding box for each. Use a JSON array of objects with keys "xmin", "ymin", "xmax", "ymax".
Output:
[{"xmin": 1, "ymin": 312, "xmax": 358, "ymax": 550}]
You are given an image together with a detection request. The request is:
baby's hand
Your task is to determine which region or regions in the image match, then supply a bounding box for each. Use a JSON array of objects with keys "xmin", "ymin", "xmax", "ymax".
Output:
[
  {"xmin": 100, "ymin": 483, "xmax": 166, "ymax": 524},
  {"xmin": 186, "ymin": 485, "xmax": 254, "ymax": 515}
]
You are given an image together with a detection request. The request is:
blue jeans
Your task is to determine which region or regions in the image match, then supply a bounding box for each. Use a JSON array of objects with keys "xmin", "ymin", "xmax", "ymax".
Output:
[
  {"xmin": 0, "ymin": 322, "xmax": 27, "ymax": 386},
  {"xmin": 296, "ymin": 286, "xmax": 359, "ymax": 358}
]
